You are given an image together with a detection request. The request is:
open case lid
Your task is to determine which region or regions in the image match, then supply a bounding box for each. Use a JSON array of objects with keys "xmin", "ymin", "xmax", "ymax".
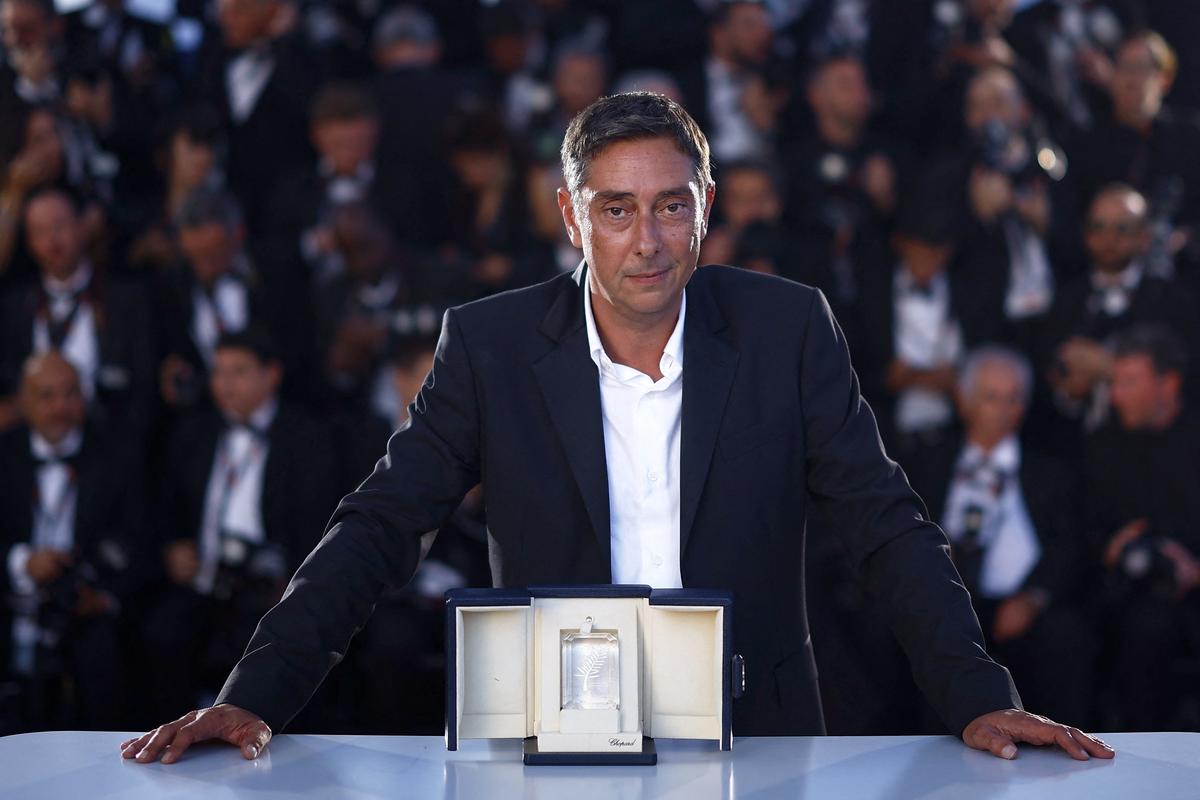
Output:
[{"xmin": 445, "ymin": 585, "xmax": 736, "ymax": 751}]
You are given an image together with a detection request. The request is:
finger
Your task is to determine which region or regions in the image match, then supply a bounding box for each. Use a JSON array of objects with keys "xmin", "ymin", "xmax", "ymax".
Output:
[
  {"xmin": 968, "ymin": 724, "xmax": 1018, "ymax": 760},
  {"xmin": 160, "ymin": 720, "xmax": 206, "ymax": 764},
  {"xmin": 135, "ymin": 724, "xmax": 179, "ymax": 762},
  {"xmin": 121, "ymin": 734, "xmax": 152, "ymax": 757},
  {"xmin": 1069, "ymin": 727, "xmax": 1115, "ymax": 759},
  {"xmin": 1052, "ymin": 725, "xmax": 1090, "ymax": 760},
  {"xmin": 236, "ymin": 721, "xmax": 272, "ymax": 760}
]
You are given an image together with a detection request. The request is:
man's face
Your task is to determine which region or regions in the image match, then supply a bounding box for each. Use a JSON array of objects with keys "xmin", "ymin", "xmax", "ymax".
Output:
[
  {"xmin": 210, "ymin": 347, "xmax": 280, "ymax": 422},
  {"xmin": 20, "ymin": 356, "xmax": 85, "ymax": 445},
  {"xmin": 808, "ymin": 59, "xmax": 871, "ymax": 130},
  {"xmin": 716, "ymin": 4, "xmax": 772, "ymax": 67},
  {"xmin": 959, "ymin": 360, "xmax": 1026, "ymax": 444},
  {"xmin": 1084, "ymin": 191, "xmax": 1148, "ymax": 274},
  {"xmin": 25, "ymin": 193, "xmax": 84, "ymax": 282},
  {"xmin": 719, "ymin": 168, "xmax": 779, "ymax": 230},
  {"xmin": 965, "ymin": 71, "xmax": 1025, "ymax": 134},
  {"xmin": 179, "ymin": 222, "xmax": 242, "ymax": 286},
  {"xmin": 217, "ymin": 0, "xmax": 280, "ymax": 49},
  {"xmin": 893, "ymin": 234, "xmax": 952, "ymax": 286},
  {"xmin": 1110, "ymin": 354, "xmax": 1178, "ymax": 430},
  {"xmin": 1, "ymin": 0, "xmax": 51, "ymax": 53},
  {"xmin": 312, "ymin": 117, "xmax": 379, "ymax": 175},
  {"xmin": 1111, "ymin": 39, "xmax": 1167, "ymax": 125},
  {"xmin": 558, "ymin": 136, "xmax": 714, "ymax": 327}
]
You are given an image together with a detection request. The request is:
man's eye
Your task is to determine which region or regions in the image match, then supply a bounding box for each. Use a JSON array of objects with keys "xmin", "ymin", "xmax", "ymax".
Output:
[
  {"xmin": 605, "ymin": 207, "xmax": 627, "ymax": 218},
  {"xmin": 664, "ymin": 203, "xmax": 686, "ymax": 214}
]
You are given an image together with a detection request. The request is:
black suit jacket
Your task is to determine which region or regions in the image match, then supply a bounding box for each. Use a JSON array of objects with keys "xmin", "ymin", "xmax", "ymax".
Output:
[
  {"xmin": 159, "ymin": 404, "xmax": 339, "ymax": 577},
  {"xmin": 216, "ymin": 265, "xmax": 1020, "ymax": 736},
  {"xmin": 0, "ymin": 423, "xmax": 148, "ymax": 673}
]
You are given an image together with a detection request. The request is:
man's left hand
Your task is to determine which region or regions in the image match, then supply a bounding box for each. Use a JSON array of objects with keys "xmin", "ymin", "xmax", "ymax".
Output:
[{"xmin": 963, "ymin": 709, "xmax": 1115, "ymax": 760}]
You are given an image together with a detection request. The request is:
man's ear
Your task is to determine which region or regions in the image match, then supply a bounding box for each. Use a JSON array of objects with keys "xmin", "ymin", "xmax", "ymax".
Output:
[
  {"xmin": 558, "ymin": 187, "xmax": 582, "ymax": 249},
  {"xmin": 700, "ymin": 181, "xmax": 717, "ymax": 239}
]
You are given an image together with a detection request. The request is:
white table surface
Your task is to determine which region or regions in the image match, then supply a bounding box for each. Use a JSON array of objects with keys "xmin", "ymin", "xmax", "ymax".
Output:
[{"xmin": 0, "ymin": 731, "xmax": 1196, "ymax": 799}]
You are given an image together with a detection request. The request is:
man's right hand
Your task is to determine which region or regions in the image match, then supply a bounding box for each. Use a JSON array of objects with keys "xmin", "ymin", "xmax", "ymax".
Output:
[{"xmin": 120, "ymin": 704, "xmax": 271, "ymax": 764}]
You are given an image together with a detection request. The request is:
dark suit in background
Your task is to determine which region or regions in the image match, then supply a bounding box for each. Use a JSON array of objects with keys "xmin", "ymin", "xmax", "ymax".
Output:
[
  {"xmin": 142, "ymin": 404, "xmax": 338, "ymax": 720},
  {"xmin": 0, "ymin": 422, "xmax": 147, "ymax": 731},
  {"xmin": 215, "ymin": 264, "xmax": 1020, "ymax": 738},
  {"xmin": 906, "ymin": 437, "xmax": 1096, "ymax": 726}
]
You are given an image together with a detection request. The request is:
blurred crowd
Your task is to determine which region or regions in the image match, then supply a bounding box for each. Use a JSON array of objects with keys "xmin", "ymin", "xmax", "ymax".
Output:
[{"xmin": 1, "ymin": 0, "xmax": 1198, "ymax": 737}]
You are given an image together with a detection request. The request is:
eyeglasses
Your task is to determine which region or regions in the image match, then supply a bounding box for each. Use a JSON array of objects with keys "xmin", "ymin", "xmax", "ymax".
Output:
[{"xmin": 1085, "ymin": 220, "xmax": 1142, "ymax": 236}]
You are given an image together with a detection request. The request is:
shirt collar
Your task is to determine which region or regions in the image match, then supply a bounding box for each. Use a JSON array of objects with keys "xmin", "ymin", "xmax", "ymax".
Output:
[
  {"xmin": 1091, "ymin": 259, "xmax": 1143, "ymax": 291},
  {"xmin": 583, "ymin": 270, "xmax": 686, "ymax": 378},
  {"xmin": 223, "ymin": 395, "xmax": 279, "ymax": 436},
  {"xmin": 30, "ymin": 427, "xmax": 84, "ymax": 462},
  {"xmin": 960, "ymin": 434, "xmax": 1021, "ymax": 473},
  {"xmin": 42, "ymin": 261, "xmax": 93, "ymax": 298}
]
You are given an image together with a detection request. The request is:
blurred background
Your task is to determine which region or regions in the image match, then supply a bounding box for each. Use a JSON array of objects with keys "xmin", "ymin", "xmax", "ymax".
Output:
[{"xmin": 0, "ymin": 0, "xmax": 1198, "ymax": 737}]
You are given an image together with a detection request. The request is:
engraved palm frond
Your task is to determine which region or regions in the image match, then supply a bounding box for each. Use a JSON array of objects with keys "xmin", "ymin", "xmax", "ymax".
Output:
[{"xmin": 575, "ymin": 647, "xmax": 608, "ymax": 691}]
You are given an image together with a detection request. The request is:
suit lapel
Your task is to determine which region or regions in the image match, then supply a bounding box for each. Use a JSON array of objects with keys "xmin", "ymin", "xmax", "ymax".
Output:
[
  {"xmin": 532, "ymin": 267, "xmax": 612, "ymax": 567},
  {"xmin": 679, "ymin": 274, "xmax": 738, "ymax": 555}
]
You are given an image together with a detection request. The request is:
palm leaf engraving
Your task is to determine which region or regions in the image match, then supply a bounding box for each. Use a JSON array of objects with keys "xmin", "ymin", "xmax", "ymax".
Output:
[{"xmin": 575, "ymin": 647, "xmax": 608, "ymax": 693}]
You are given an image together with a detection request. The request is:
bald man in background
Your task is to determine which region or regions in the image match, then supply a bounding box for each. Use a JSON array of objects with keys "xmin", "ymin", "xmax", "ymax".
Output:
[{"xmin": 0, "ymin": 352, "xmax": 147, "ymax": 731}]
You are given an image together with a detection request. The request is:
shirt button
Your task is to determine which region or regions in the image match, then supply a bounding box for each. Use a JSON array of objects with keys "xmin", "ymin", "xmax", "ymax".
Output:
[
  {"xmin": 647, "ymin": 471, "xmax": 658, "ymax": 483},
  {"xmin": 652, "ymin": 555, "xmax": 663, "ymax": 567}
]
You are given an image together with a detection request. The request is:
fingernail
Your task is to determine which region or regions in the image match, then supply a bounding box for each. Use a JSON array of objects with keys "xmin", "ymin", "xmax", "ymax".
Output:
[
  {"xmin": 1001, "ymin": 744, "xmax": 1017, "ymax": 759},
  {"xmin": 162, "ymin": 751, "xmax": 176, "ymax": 764},
  {"xmin": 246, "ymin": 745, "xmax": 258, "ymax": 759}
]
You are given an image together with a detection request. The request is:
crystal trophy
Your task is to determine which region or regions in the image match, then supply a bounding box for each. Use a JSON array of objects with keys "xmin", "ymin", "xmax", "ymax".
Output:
[{"xmin": 561, "ymin": 616, "xmax": 620, "ymax": 710}]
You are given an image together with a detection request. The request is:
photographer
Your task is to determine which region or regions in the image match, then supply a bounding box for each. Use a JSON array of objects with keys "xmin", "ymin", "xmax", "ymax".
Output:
[
  {"xmin": 1083, "ymin": 325, "xmax": 1200, "ymax": 730},
  {"xmin": 0, "ymin": 352, "xmax": 145, "ymax": 731},
  {"xmin": 926, "ymin": 67, "xmax": 1070, "ymax": 350},
  {"xmin": 143, "ymin": 328, "xmax": 337, "ymax": 721}
]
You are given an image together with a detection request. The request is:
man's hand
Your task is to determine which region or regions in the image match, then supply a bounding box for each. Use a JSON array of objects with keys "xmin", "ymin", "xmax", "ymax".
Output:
[
  {"xmin": 26, "ymin": 549, "xmax": 72, "ymax": 584},
  {"xmin": 1104, "ymin": 518, "xmax": 1149, "ymax": 569},
  {"xmin": 963, "ymin": 709, "xmax": 1114, "ymax": 761},
  {"xmin": 120, "ymin": 704, "xmax": 271, "ymax": 764},
  {"xmin": 1158, "ymin": 539, "xmax": 1200, "ymax": 599},
  {"xmin": 992, "ymin": 590, "xmax": 1047, "ymax": 644}
]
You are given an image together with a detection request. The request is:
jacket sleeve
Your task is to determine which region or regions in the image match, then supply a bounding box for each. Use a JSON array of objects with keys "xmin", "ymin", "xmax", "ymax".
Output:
[
  {"xmin": 798, "ymin": 289, "xmax": 1021, "ymax": 737},
  {"xmin": 216, "ymin": 308, "xmax": 482, "ymax": 731}
]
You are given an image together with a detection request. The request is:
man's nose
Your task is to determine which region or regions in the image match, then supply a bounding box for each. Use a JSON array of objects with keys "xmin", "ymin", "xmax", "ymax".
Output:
[{"xmin": 633, "ymin": 210, "xmax": 663, "ymax": 258}]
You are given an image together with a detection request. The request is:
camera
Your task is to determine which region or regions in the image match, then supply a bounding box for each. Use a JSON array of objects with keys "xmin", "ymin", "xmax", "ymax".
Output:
[
  {"xmin": 211, "ymin": 532, "xmax": 287, "ymax": 602},
  {"xmin": 33, "ymin": 559, "xmax": 100, "ymax": 676},
  {"xmin": 1118, "ymin": 536, "xmax": 1177, "ymax": 599}
]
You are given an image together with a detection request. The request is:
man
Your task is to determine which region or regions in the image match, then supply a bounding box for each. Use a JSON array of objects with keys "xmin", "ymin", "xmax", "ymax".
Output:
[
  {"xmin": 0, "ymin": 352, "xmax": 145, "ymax": 730},
  {"xmin": 0, "ymin": 186, "xmax": 154, "ymax": 438},
  {"xmin": 190, "ymin": 0, "xmax": 322, "ymax": 232},
  {"xmin": 123, "ymin": 93, "xmax": 1113, "ymax": 765},
  {"xmin": 1083, "ymin": 326, "xmax": 1200, "ymax": 730},
  {"xmin": 156, "ymin": 187, "xmax": 311, "ymax": 410},
  {"xmin": 905, "ymin": 347, "xmax": 1095, "ymax": 726},
  {"xmin": 143, "ymin": 329, "xmax": 337, "ymax": 720},
  {"xmin": 780, "ymin": 54, "xmax": 897, "ymax": 324},
  {"xmin": 1070, "ymin": 30, "xmax": 1200, "ymax": 258},
  {"xmin": 1034, "ymin": 184, "xmax": 1199, "ymax": 443}
]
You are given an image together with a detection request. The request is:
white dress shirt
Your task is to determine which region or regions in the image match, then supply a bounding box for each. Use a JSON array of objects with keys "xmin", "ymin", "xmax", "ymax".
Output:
[
  {"xmin": 195, "ymin": 397, "xmax": 277, "ymax": 594},
  {"xmin": 6, "ymin": 428, "xmax": 85, "ymax": 598},
  {"xmin": 226, "ymin": 46, "xmax": 275, "ymax": 124},
  {"xmin": 941, "ymin": 436, "xmax": 1042, "ymax": 599},
  {"xmin": 192, "ymin": 272, "xmax": 250, "ymax": 366},
  {"xmin": 34, "ymin": 263, "xmax": 99, "ymax": 402},
  {"xmin": 892, "ymin": 265, "xmax": 962, "ymax": 433},
  {"xmin": 584, "ymin": 279, "xmax": 685, "ymax": 589}
]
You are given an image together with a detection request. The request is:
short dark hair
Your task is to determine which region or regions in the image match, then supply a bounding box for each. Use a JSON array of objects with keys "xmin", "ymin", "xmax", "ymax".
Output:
[
  {"xmin": 215, "ymin": 326, "xmax": 279, "ymax": 366},
  {"xmin": 1111, "ymin": 325, "xmax": 1187, "ymax": 376},
  {"xmin": 310, "ymin": 82, "xmax": 379, "ymax": 125},
  {"xmin": 24, "ymin": 184, "xmax": 83, "ymax": 220},
  {"xmin": 175, "ymin": 186, "xmax": 243, "ymax": 231},
  {"xmin": 560, "ymin": 92, "xmax": 712, "ymax": 196}
]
